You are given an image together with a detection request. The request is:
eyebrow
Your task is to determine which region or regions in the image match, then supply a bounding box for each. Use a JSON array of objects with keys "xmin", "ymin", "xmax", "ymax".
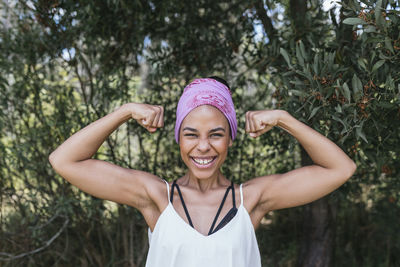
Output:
[{"xmin": 182, "ymin": 127, "xmax": 226, "ymax": 133}]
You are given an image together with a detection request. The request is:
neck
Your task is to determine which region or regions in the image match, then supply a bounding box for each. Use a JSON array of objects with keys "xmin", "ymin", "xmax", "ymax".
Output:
[{"xmin": 180, "ymin": 171, "xmax": 229, "ymax": 192}]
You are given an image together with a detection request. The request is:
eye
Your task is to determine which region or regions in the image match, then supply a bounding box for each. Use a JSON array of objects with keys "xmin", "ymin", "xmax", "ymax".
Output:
[
  {"xmin": 184, "ymin": 133, "xmax": 197, "ymax": 137},
  {"xmin": 210, "ymin": 133, "xmax": 224, "ymax": 138}
]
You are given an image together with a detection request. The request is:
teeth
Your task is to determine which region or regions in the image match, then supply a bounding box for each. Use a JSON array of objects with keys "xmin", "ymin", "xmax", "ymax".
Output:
[{"xmin": 193, "ymin": 158, "xmax": 214, "ymax": 165}]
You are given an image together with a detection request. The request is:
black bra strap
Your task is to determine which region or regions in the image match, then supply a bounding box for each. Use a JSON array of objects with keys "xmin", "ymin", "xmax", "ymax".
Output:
[
  {"xmin": 170, "ymin": 181, "xmax": 175, "ymax": 203},
  {"xmin": 208, "ymin": 181, "xmax": 234, "ymax": 235},
  {"xmin": 232, "ymin": 181, "xmax": 236, "ymax": 209},
  {"xmin": 171, "ymin": 180, "xmax": 194, "ymax": 228}
]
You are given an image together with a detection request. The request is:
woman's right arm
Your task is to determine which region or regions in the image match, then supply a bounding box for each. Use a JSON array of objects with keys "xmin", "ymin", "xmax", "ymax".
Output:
[{"xmin": 49, "ymin": 103, "xmax": 164, "ymax": 209}]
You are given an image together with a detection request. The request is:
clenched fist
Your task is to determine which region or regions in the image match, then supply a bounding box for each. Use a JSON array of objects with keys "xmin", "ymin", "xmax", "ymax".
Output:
[
  {"xmin": 245, "ymin": 110, "xmax": 287, "ymax": 138},
  {"xmin": 128, "ymin": 103, "xmax": 164, "ymax": 133}
]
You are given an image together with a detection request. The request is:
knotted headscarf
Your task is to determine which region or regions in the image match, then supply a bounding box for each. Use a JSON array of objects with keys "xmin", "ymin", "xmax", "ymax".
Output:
[{"xmin": 175, "ymin": 78, "xmax": 237, "ymax": 143}]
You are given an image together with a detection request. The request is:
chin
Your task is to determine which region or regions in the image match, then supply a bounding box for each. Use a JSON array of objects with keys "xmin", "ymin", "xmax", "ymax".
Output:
[{"xmin": 188, "ymin": 169, "xmax": 220, "ymax": 180}]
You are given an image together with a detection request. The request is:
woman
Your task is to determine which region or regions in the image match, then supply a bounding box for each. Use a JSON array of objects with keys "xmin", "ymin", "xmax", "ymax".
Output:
[{"xmin": 49, "ymin": 77, "xmax": 356, "ymax": 267}]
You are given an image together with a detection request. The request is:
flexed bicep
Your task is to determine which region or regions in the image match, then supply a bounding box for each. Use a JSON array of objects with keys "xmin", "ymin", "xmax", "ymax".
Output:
[
  {"xmin": 51, "ymin": 158, "xmax": 160, "ymax": 208},
  {"xmin": 49, "ymin": 103, "xmax": 166, "ymax": 209},
  {"xmin": 246, "ymin": 110, "xmax": 355, "ymax": 215},
  {"xmin": 254, "ymin": 165, "xmax": 350, "ymax": 212}
]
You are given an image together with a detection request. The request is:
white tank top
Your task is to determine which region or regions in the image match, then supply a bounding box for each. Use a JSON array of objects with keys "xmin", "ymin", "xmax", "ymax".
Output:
[{"xmin": 145, "ymin": 180, "xmax": 261, "ymax": 267}]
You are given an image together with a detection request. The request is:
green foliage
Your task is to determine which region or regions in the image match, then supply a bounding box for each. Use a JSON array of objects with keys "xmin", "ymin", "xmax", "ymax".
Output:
[
  {"xmin": 0, "ymin": 0, "xmax": 399, "ymax": 266},
  {"xmin": 264, "ymin": 1, "xmax": 400, "ymax": 264}
]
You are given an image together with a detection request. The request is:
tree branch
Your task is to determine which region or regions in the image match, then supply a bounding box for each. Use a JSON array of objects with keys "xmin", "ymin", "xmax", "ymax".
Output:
[
  {"xmin": 0, "ymin": 218, "xmax": 69, "ymax": 261},
  {"xmin": 254, "ymin": 0, "xmax": 276, "ymax": 40}
]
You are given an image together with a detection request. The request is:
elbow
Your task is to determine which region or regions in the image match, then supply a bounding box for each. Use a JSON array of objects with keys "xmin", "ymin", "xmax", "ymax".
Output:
[
  {"xmin": 48, "ymin": 152, "xmax": 56, "ymax": 168},
  {"xmin": 343, "ymin": 160, "xmax": 357, "ymax": 181},
  {"xmin": 350, "ymin": 161, "xmax": 357, "ymax": 174},
  {"xmin": 48, "ymin": 151, "xmax": 61, "ymax": 171}
]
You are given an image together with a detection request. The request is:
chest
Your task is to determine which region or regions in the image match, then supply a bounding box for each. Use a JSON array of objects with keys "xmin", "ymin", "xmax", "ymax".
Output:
[
  {"xmin": 170, "ymin": 185, "xmax": 239, "ymax": 236},
  {"xmin": 146, "ymin": 204, "xmax": 262, "ymax": 267},
  {"xmin": 175, "ymin": 200, "xmax": 236, "ymax": 235},
  {"xmin": 144, "ymin": 181, "xmax": 263, "ymax": 233},
  {"xmin": 152, "ymin": 204, "xmax": 250, "ymax": 242}
]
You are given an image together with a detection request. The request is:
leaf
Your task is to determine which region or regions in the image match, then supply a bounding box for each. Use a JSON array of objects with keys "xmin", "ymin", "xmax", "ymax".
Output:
[
  {"xmin": 313, "ymin": 54, "xmax": 319, "ymax": 75},
  {"xmin": 376, "ymin": 101, "xmax": 395, "ymax": 109},
  {"xmin": 304, "ymin": 68, "xmax": 313, "ymax": 82},
  {"xmin": 352, "ymin": 74, "xmax": 362, "ymax": 92},
  {"xmin": 296, "ymin": 44, "xmax": 304, "ymax": 67},
  {"xmin": 364, "ymin": 25, "xmax": 377, "ymax": 33},
  {"xmin": 280, "ymin": 48, "xmax": 292, "ymax": 68},
  {"xmin": 357, "ymin": 58, "xmax": 367, "ymax": 71},
  {"xmin": 282, "ymin": 71, "xmax": 295, "ymax": 77},
  {"xmin": 385, "ymin": 74, "xmax": 395, "ymax": 91},
  {"xmin": 289, "ymin": 89, "xmax": 306, "ymax": 96},
  {"xmin": 294, "ymin": 70, "xmax": 309, "ymax": 80},
  {"xmin": 308, "ymin": 106, "xmax": 321, "ymax": 120},
  {"xmin": 356, "ymin": 125, "xmax": 368, "ymax": 143},
  {"xmin": 385, "ymin": 38, "xmax": 394, "ymax": 53},
  {"xmin": 352, "ymin": 0, "xmax": 361, "ymax": 11},
  {"xmin": 300, "ymin": 41, "xmax": 308, "ymax": 61},
  {"xmin": 343, "ymin": 18, "xmax": 367, "ymax": 25},
  {"xmin": 372, "ymin": 59, "xmax": 385, "ymax": 72},
  {"xmin": 352, "ymin": 74, "xmax": 363, "ymax": 101},
  {"xmin": 342, "ymin": 82, "xmax": 351, "ymax": 102},
  {"xmin": 365, "ymin": 37, "xmax": 384, "ymax": 44},
  {"xmin": 375, "ymin": 0, "xmax": 384, "ymax": 28},
  {"xmin": 290, "ymin": 80, "xmax": 306, "ymax": 86},
  {"xmin": 332, "ymin": 115, "xmax": 348, "ymax": 132},
  {"xmin": 371, "ymin": 51, "xmax": 376, "ymax": 62}
]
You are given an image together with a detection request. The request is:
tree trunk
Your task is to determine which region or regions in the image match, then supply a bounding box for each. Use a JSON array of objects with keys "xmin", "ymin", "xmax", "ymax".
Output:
[
  {"xmin": 290, "ymin": 0, "xmax": 307, "ymax": 37},
  {"xmin": 296, "ymin": 148, "xmax": 336, "ymax": 267},
  {"xmin": 297, "ymin": 197, "xmax": 336, "ymax": 267}
]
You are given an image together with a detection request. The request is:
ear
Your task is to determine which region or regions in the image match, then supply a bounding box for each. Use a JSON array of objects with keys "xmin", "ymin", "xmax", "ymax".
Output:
[{"xmin": 228, "ymin": 138, "xmax": 233, "ymax": 147}]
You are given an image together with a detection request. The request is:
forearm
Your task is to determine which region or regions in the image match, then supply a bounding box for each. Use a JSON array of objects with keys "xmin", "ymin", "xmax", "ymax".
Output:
[
  {"xmin": 49, "ymin": 104, "xmax": 132, "ymax": 165},
  {"xmin": 278, "ymin": 111, "xmax": 356, "ymax": 174}
]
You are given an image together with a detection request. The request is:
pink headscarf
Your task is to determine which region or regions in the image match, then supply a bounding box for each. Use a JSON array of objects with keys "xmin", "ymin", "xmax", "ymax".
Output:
[{"xmin": 175, "ymin": 78, "xmax": 237, "ymax": 143}]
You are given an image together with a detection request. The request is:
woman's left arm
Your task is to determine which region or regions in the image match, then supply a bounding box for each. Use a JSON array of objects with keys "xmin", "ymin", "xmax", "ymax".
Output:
[{"xmin": 245, "ymin": 109, "xmax": 356, "ymax": 212}]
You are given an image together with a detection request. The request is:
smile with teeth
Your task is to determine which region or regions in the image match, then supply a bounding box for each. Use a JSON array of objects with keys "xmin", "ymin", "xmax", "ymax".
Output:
[{"xmin": 191, "ymin": 157, "xmax": 216, "ymax": 165}]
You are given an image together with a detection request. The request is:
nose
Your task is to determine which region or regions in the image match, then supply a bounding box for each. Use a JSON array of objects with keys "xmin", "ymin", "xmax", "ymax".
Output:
[{"xmin": 197, "ymin": 138, "xmax": 211, "ymax": 152}]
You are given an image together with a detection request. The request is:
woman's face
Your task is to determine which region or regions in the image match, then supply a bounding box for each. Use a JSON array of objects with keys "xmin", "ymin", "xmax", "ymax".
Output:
[{"xmin": 179, "ymin": 105, "xmax": 232, "ymax": 180}]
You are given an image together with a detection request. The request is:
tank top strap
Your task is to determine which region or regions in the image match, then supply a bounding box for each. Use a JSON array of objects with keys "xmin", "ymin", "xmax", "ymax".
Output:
[
  {"xmin": 171, "ymin": 180, "xmax": 194, "ymax": 228},
  {"xmin": 239, "ymin": 184, "xmax": 243, "ymax": 206},
  {"xmin": 231, "ymin": 181, "xmax": 236, "ymax": 209},
  {"xmin": 162, "ymin": 179, "xmax": 170, "ymax": 202}
]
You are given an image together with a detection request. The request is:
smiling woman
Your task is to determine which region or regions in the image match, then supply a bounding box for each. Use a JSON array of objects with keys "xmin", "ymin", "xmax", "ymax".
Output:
[
  {"xmin": 179, "ymin": 105, "xmax": 232, "ymax": 181},
  {"xmin": 49, "ymin": 77, "xmax": 356, "ymax": 267}
]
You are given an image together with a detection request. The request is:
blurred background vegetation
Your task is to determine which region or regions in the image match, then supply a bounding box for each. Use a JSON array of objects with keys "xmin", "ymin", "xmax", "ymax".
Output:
[{"xmin": 0, "ymin": 0, "xmax": 399, "ymax": 266}]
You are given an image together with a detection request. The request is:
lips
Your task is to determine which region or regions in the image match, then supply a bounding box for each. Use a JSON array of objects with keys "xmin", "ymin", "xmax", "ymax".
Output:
[{"xmin": 190, "ymin": 156, "xmax": 217, "ymax": 168}]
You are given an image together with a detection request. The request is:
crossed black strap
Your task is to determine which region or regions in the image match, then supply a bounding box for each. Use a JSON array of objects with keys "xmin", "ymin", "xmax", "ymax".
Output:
[{"xmin": 170, "ymin": 180, "xmax": 238, "ymax": 235}]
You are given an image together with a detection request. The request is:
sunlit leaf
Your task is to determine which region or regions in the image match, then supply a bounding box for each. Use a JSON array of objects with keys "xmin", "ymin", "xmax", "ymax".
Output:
[{"xmin": 343, "ymin": 17, "xmax": 368, "ymax": 25}]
